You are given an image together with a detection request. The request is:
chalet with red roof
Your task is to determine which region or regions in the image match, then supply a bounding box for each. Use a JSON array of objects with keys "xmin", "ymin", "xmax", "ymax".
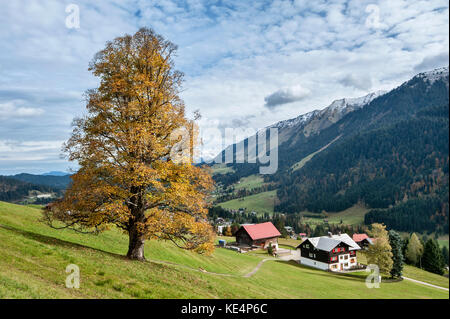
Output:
[
  {"xmin": 352, "ymin": 233, "xmax": 373, "ymax": 249},
  {"xmin": 235, "ymin": 222, "xmax": 281, "ymax": 250}
]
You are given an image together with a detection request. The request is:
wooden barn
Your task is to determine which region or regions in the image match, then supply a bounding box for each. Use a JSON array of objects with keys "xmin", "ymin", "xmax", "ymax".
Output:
[
  {"xmin": 235, "ymin": 222, "xmax": 281, "ymax": 250},
  {"xmin": 352, "ymin": 233, "xmax": 373, "ymax": 249}
]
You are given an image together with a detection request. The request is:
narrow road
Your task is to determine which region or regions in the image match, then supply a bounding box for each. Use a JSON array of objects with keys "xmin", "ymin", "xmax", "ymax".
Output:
[{"xmin": 402, "ymin": 276, "xmax": 449, "ymax": 291}]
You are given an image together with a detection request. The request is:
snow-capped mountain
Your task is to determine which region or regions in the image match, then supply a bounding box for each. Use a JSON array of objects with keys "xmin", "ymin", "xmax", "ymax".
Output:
[
  {"xmin": 213, "ymin": 66, "xmax": 448, "ymax": 165},
  {"xmin": 413, "ymin": 66, "xmax": 449, "ymax": 85},
  {"xmin": 271, "ymin": 90, "xmax": 386, "ymax": 140},
  {"xmin": 214, "ymin": 90, "xmax": 387, "ymax": 162}
]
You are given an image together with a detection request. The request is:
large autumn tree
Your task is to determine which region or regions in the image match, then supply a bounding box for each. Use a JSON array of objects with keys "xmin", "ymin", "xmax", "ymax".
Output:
[{"xmin": 43, "ymin": 27, "xmax": 215, "ymax": 261}]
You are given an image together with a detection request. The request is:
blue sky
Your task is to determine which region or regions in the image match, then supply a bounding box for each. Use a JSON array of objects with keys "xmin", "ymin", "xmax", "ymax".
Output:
[{"xmin": 0, "ymin": 0, "xmax": 448, "ymax": 174}]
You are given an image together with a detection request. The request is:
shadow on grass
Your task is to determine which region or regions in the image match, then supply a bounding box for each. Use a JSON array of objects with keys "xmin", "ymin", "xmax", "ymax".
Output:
[
  {"xmin": 0, "ymin": 223, "xmax": 128, "ymax": 260},
  {"xmin": 0, "ymin": 223, "xmax": 231, "ymax": 276}
]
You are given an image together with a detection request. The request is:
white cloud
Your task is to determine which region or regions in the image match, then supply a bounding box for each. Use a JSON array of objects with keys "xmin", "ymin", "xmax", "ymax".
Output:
[
  {"xmin": 340, "ymin": 73, "xmax": 373, "ymax": 91},
  {"xmin": 0, "ymin": 100, "xmax": 44, "ymax": 119},
  {"xmin": 0, "ymin": 0, "xmax": 448, "ymax": 173},
  {"xmin": 414, "ymin": 52, "xmax": 449, "ymax": 72}
]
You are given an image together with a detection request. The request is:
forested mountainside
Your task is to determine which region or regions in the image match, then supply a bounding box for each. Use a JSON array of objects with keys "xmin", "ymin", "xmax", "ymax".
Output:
[
  {"xmin": 0, "ymin": 176, "xmax": 62, "ymax": 203},
  {"xmin": 6, "ymin": 173, "xmax": 72, "ymax": 190},
  {"xmin": 212, "ymin": 67, "xmax": 449, "ymax": 234}
]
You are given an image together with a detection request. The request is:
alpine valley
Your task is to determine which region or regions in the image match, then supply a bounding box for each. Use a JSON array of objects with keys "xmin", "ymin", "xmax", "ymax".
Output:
[{"xmin": 212, "ymin": 66, "xmax": 449, "ymax": 236}]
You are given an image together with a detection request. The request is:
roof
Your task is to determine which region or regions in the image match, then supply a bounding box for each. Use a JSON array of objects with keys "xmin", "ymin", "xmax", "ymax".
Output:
[
  {"xmin": 241, "ymin": 222, "xmax": 281, "ymax": 240},
  {"xmin": 331, "ymin": 234, "xmax": 361, "ymax": 250},
  {"xmin": 353, "ymin": 233, "xmax": 369, "ymax": 242},
  {"xmin": 297, "ymin": 233, "xmax": 361, "ymax": 252}
]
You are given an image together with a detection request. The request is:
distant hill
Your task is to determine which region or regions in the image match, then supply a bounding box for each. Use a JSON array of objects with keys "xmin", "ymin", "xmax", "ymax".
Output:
[
  {"xmin": 42, "ymin": 171, "xmax": 70, "ymax": 176},
  {"xmin": 6, "ymin": 173, "xmax": 72, "ymax": 190},
  {"xmin": 0, "ymin": 176, "xmax": 62, "ymax": 203}
]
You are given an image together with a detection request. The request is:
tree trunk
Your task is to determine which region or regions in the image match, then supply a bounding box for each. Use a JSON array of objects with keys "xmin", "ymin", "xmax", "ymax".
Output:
[
  {"xmin": 127, "ymin": 224, "xmax": 146, "ymax": 261},
  {"xmin": 126, "ymin": 186, "xmax": 146, "ymax": 261}
]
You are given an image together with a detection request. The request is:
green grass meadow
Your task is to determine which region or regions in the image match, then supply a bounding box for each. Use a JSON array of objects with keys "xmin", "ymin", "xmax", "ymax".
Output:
[
  {"xmin": 218, "ymin": 190, "xmax": 277, "ymax": 215},
  {"xmin": 0, "ymin": 201, "xmax": 448, "ymax": 299}
]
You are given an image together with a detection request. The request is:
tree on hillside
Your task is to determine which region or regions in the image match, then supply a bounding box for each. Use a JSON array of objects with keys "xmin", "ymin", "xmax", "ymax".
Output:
[
  {"xmin": 43, "ymin": 28, "xmax": 214, "ymax": 261},
  {"xmin": 441, "ymin": 246, "xmax": 449, "ymax": 267},
  {"xmin": 224, "ymin": 226, "xmax": 232, "ymax": 237},
  {"xmin": 365, "ymin": 223, "xmax": 393, "ymax": 275},
  {"xmin": 230, "ymin": 223, "xmax": 240, "ymax": 236},
  {"xmin": 388, "ymin": 230, "xmax": 404, "ymax": 278},
  {"xmin": 422, "ymin": 239, "xmax": 445, "ymax": 275},
  {"xmin": 312, "ymin": 223, "xmax": 326, "ymax": 237},
  {"xmin": 405, "ymin": 233, "xmax": 424, "ymax": 266}
]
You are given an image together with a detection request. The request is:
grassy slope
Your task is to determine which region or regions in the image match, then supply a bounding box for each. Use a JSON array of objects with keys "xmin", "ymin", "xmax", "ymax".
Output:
[
  {"xmin": 218, "ymin": 190, "xmax": 277, "ymax": 214},
  {"xmin": 210, "ymin": 164, "xmax": 234, "ymax": 175},
  {"xmin": 233, "ymin": 175, "xmax": 265, "ymax": 191},
  {"xmin": 301, "ymin": 204, "xmax": 368, "ymax": 226},
  {"xmin": 357, "ymin": 252, "xmax": 449, "ymax": 289},
  {"xmin": 291, "ymin": 135, "xmax": 341, "ymax": 172},
  {"xmin": 438, "ymin": 235, "xmax": 449, "ymax": 249},
  {"xmin": 0, "ymin": 201, "xmax": 447, "ymax": 299}
]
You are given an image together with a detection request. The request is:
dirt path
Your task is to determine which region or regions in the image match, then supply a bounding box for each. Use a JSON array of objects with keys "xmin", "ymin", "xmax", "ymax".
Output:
[
  {"xmin": 402, "ymin": 276, "xmax": 449, "ymax": 291},
  {"xmin": 244, "ymin": 258, "xmax": 275, "ymax": 278}
]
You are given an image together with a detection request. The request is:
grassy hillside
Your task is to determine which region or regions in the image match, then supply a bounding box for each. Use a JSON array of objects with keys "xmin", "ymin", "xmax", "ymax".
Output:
[
  {"xmin": 291, "ymin": 135, "xmax": 341, "ymax": 172},
  {"xmin": 233, "ymin": 175, "xmax": 265, "ymax": 191},
  {"xmin": 357, "ymin": 252, "xmax": 449, "ymax": 289},
  {"xmin": 301, "ymin": 204, "xmax": 369, "ymax": 226},
  {"xmin": 210, "ymin": 164, "xmax": 235, "ymax": 175},
  {"xmin": 218, "ymin": 190, "xmax": 277, "ymax": 214},
  {"xmin": 0, "ymin": 201, "xmax": 448, "ymax": 299}
]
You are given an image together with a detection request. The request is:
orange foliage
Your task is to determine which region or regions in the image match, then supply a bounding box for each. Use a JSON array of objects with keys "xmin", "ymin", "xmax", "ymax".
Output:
[{"xmin": 43, "ymin": 28, "xmax": 215, "ymax": 260}]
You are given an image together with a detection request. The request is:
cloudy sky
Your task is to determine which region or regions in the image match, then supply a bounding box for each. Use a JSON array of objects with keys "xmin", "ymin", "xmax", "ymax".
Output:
[{"xmin": 0, "ymin": 0, "xmax": 448, "ymax": 174}]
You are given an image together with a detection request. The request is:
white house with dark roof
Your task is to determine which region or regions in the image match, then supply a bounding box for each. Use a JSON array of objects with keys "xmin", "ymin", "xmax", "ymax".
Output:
[{"xmin": 296, "ymin": 233, "xmax": 361, "ymax": 271}]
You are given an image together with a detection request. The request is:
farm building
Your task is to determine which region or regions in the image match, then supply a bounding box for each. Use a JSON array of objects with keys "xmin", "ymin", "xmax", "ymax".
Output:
[
  {"xmin": 235, "ymin": 222, "xmax": 281, "ymax": 250},
  {"xmin": 352, "ymin": 233, "xmax": 373, "ymax": 249},
  {"xmin": 297, "ymin": 233, "xmax": 361, "ymax": 271}
]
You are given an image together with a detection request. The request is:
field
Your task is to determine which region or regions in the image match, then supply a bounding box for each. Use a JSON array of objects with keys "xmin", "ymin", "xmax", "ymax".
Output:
[
  {"xmin": 357, "ymin": 252, "xmax": 449, "ymax": 288},
  {"xmin": 210, "ymin": 164, "xmax": 234, "ymax": 175},
  {"xmin": 218, "ymin": 190, "xmax": 277, "ymax": 214},
  {"xmin": 438, "ymin": 235, "xmax": 449, "ymax": 249},
  {"xmin": 233, "ymin": 175, "xmax": 266, "ymax": 191},
  {"xmin": 0, "ymin": 201, "xmax": 448, "ymax": 299},
  {"xmin": 301, "ymin": 204, "xmax": 369, "ymax": 226}
]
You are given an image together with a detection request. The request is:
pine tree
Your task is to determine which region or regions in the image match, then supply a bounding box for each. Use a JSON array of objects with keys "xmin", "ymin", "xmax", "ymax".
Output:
[
  {"xmin": 388, "ymin": 230, "xmax": 404, "ymax": 278},
  {"xmin": 441, "ymin": 246, "xmax": 449, "ymax": 267},
  {"xmin": 422, "ymin": 239, "xmax": 445, "ymax": 275}
]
